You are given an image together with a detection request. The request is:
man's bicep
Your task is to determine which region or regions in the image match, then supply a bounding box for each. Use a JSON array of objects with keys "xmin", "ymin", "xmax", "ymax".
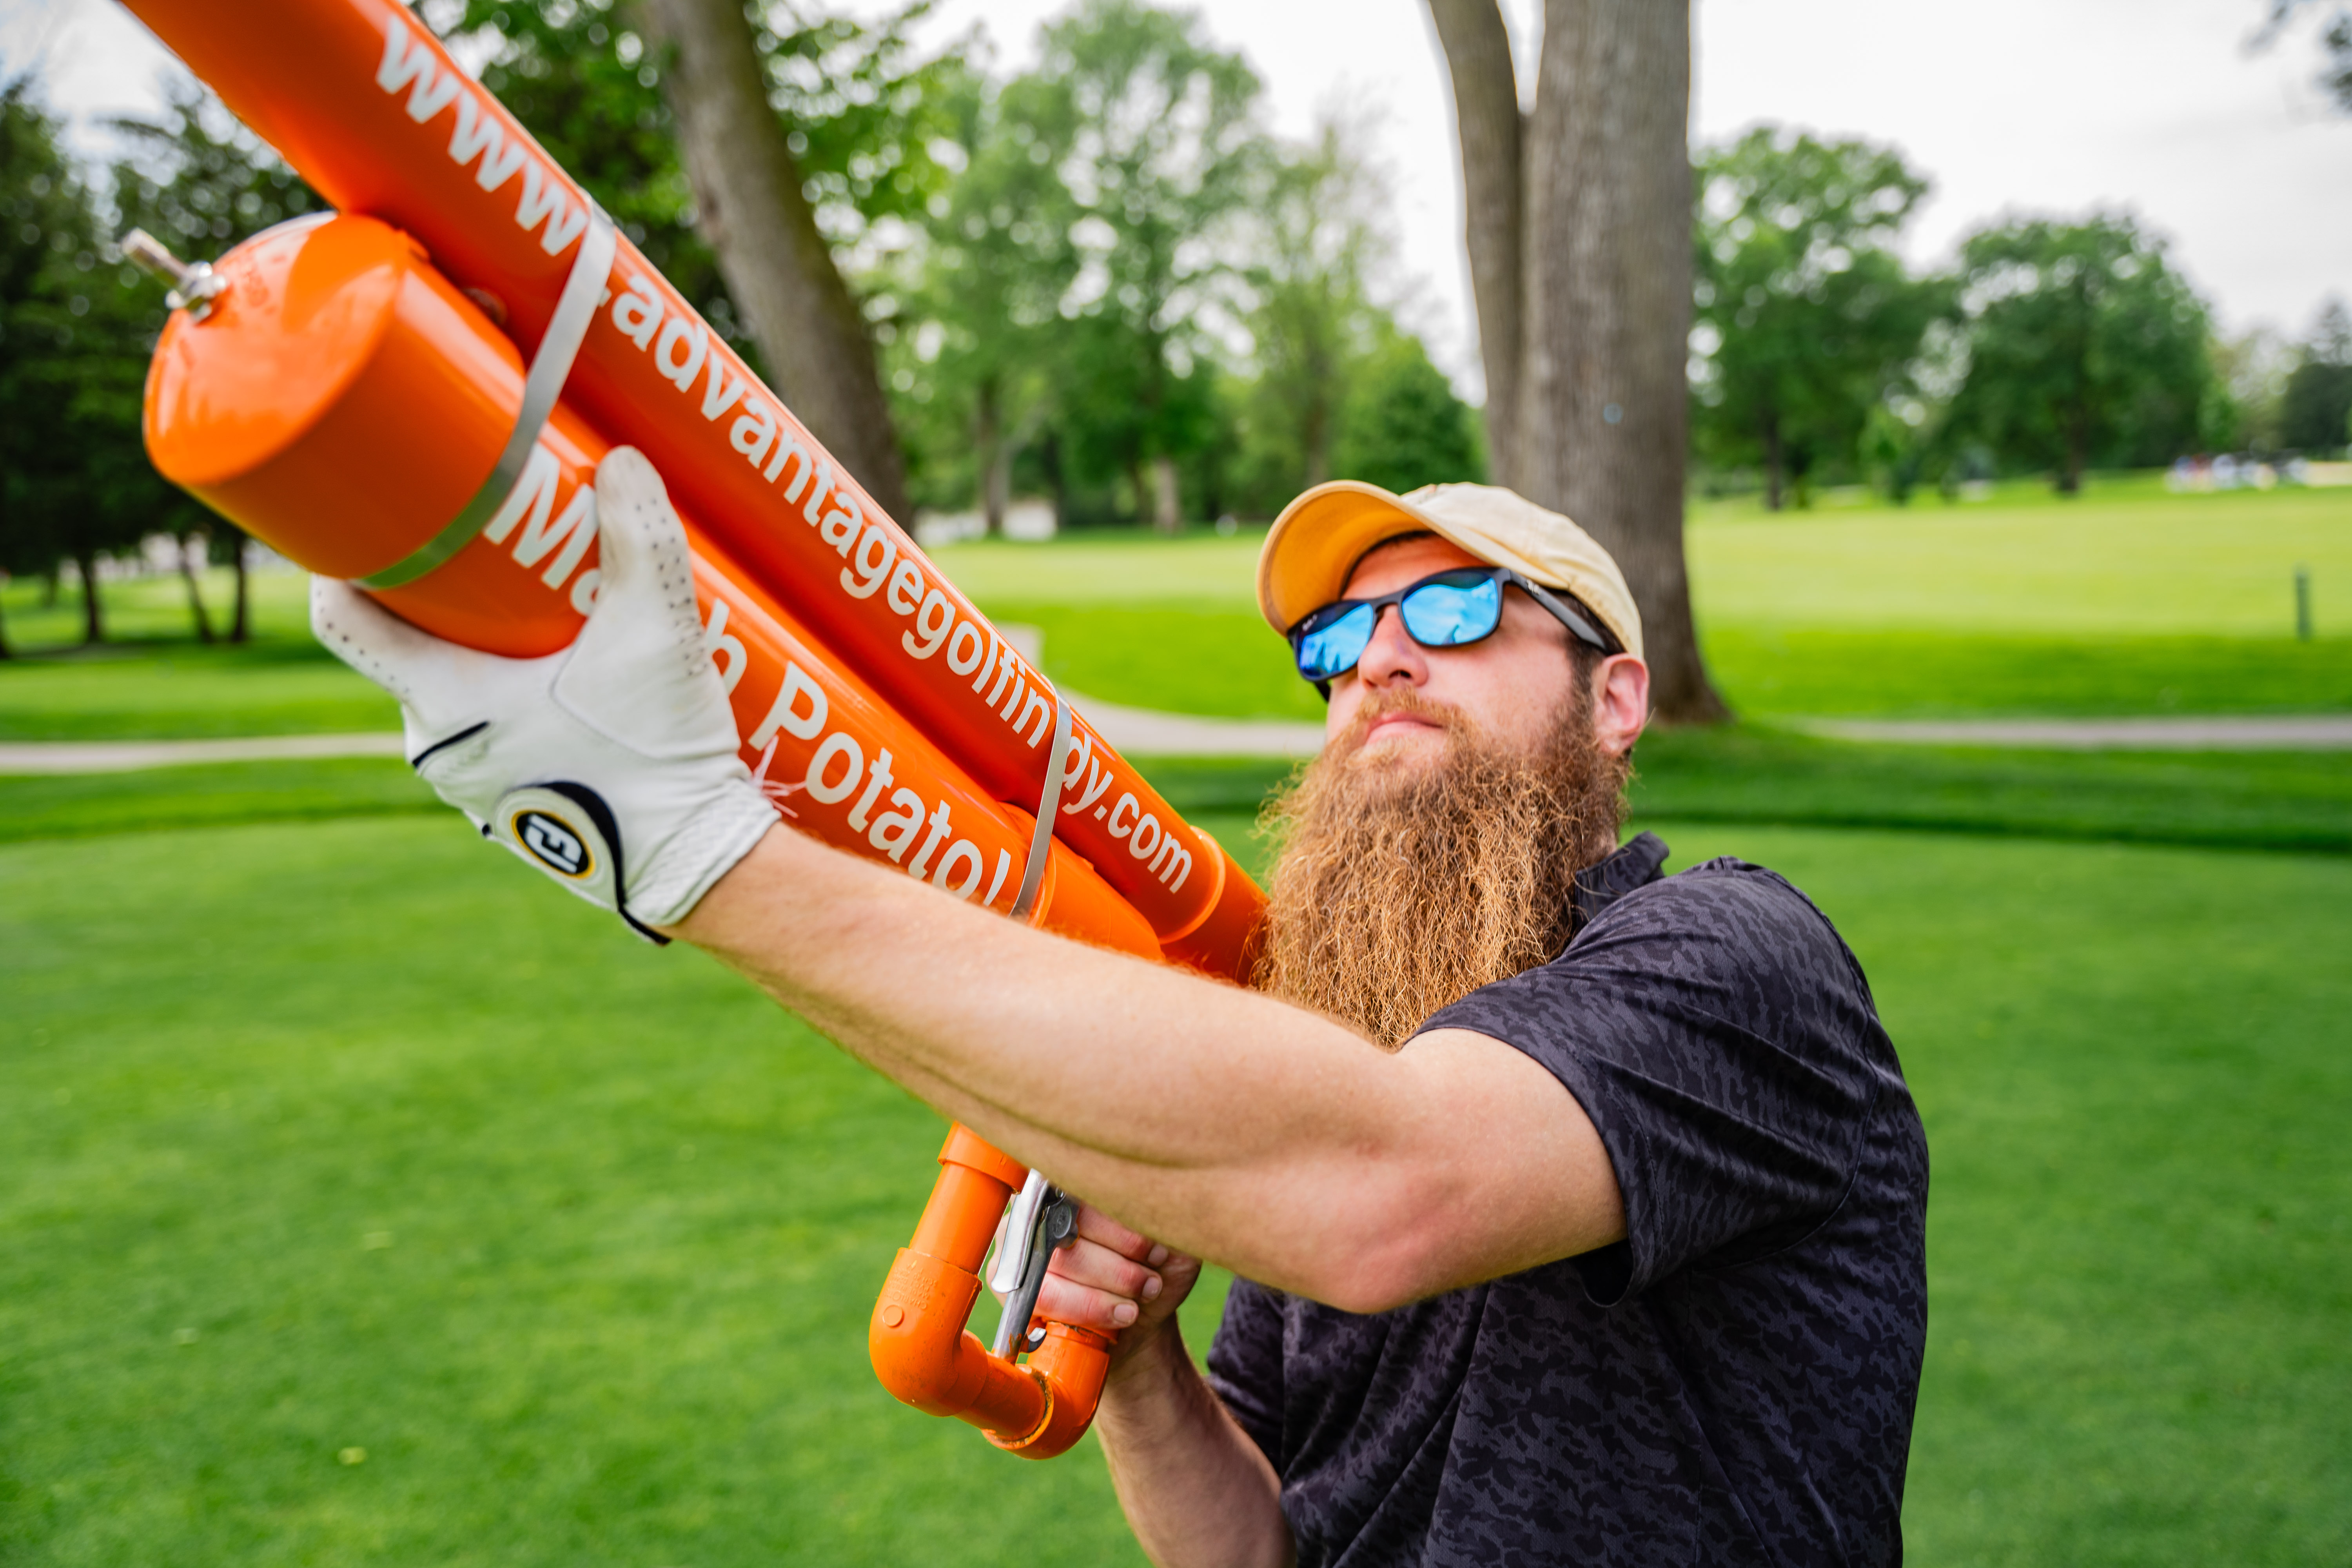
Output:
[{"xmin": 1366, "ymin": 1028, "xmax": 1627, "ymax": 1303}]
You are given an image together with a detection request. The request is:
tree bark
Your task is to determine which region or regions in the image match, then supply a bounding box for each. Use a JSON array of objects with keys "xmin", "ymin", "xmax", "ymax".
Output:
[
  {"xmin": 1426, "ymin": 0, "xmax": 1526, "ymax": 490},
  {"xmin": 975, "ymin": 374, "xmax": 1007, "ymax": 537},
  {"xmin": 1151, "ymin": 455, "xmax": 1183, "ymax": 535},
  {"xmin": 1303, "ymin": 390, "xmax": 1332, "ymax": 490},
  {"xmin": 1494, "ymin": 0, "xmax": 1724, "ymax": 723},
  {"xmin": 72, "ymin": 548, "xmax": 103, "ymax": 644},
  {"xmin": 633, "ymin": 0, "xmax": 913, "ymax": 528},
  {"xmin": 176, "ymin": 531, "xmax": 215, "ymax": 644}
]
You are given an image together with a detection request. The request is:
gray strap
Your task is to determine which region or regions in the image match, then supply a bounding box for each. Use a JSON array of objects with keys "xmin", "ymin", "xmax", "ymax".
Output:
[
  {"xmin": 1009, "ymin": 686, "xmax": 1074, "ymax": 922},
  {"xmin": 357, "ymin": 205, "xmax": 619, "ymax": 590}
]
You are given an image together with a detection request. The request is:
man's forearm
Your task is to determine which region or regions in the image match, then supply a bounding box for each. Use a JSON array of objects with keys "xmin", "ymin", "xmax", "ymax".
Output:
[
  {"xmin": 676, "ymin": 826, "xmax": 1396, "ymax": 1295},
  {"xmin": 675, "ymin": 826, "xmax": 1621, "ymax": 1308},
  {"xmin": 1094, "ymin": 1326, "xmax": 1292, "ymax": 1568}
]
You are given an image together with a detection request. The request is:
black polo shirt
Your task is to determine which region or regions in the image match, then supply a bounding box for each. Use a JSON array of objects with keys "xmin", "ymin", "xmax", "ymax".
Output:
[{"xmin": 1205, "ymin": 833, "xmax": 1929, "ymax": 1566}]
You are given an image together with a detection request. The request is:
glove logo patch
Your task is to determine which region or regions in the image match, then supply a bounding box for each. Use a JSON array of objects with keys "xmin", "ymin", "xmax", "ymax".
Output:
[{"xmin": 514, "ymin": 809, "xmax": 593, "ymax": 879}]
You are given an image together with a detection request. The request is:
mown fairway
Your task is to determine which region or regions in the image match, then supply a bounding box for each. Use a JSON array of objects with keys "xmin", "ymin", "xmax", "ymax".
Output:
[
  {"xmin": 4, "ymin": 814, "xmax": 2347, "ymax": 1565},
  {"xmin": 3, "ymin": 477, "xmax": 2349, "ymax": 1563}
]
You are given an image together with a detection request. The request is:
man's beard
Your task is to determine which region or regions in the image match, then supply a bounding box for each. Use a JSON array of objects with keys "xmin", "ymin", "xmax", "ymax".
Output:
[{"xmin": 1253, "ymin": 684, "xmax": 1630, "ymax": 1049}]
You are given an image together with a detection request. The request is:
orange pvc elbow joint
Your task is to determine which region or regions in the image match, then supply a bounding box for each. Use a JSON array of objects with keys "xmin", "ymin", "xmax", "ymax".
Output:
[{"xmin": 868, "ymin": 1125, "xmax": 1112, "ymax": 1459}]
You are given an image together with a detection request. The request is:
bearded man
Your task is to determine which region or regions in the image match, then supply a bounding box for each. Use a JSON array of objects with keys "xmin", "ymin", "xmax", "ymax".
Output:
[{"xmin": 318, "ymin": 460, "xmax": 1928, "ymax": 1566}]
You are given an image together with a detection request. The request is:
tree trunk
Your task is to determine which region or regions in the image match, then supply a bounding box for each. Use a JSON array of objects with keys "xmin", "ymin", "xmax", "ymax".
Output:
[
  {"xmin": 634, "ymin": 0, "xmax": 914, "ymax": 528},
  {"xmin": 1427, "ymin": 0, "xmax": 1526, "ymax": 490},
  {"xmin": 0, "ymin": 589, "xmax": 11, "ymax": 660},
  {"xmin": 1761, "ymin": 410, "xmax": 1784, "ymax": 512},
  {"xmin": 73, "ymin": 548, "xmax": 103, "ymax": 644},
  {"xmin": 1151, "ymin": 455, "xmax": 1183, "ymax": 535},
  {"xmin": 177, "ymin": 532, "xmax": 216, "ymax": 644},
  {"xmin": 1504, "ymin": 0, "xmax": 1725, "ymax": 723},
  {"xmin": 1303, "ymin": 394, "xmax": 1332, "ymax": 489},
  {"xmin": 975, "ymin": 375, "xmax": 1008, "ymax": 537},
  {"xmin": 2061, "ymin": 411, "xmax": 2086, "ymax": 495},
  {"xmin": 228, "ymin": 533, "xmax": 251, "ymax": 643}
]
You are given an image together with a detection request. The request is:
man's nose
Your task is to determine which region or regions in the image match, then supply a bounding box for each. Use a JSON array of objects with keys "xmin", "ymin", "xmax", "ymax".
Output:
[{"xmin": 1355, "ymin": 603, "xmax": 1428, "ymax": 689}]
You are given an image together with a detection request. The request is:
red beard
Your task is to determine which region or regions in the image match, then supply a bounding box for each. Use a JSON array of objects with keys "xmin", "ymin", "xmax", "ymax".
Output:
[{"xmin": 1254, "ymin": 683, "xmax": 1629, "ymax": 1049}]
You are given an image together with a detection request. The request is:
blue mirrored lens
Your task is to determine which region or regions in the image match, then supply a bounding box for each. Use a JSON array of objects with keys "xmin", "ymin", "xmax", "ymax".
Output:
[
  {"xmin": 1295, "ymin": 603, "xmax": 1375, "ymax": 682},
  {"xmin": 1399, "ymin": 576, "xmax": 1503, "ymax": 647}
]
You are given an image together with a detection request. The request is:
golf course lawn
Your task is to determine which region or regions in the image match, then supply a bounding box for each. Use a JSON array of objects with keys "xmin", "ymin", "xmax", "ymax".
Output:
[
  {"xmin": 5, "ymin": 478, "xmax": 2347, "ymax": 730},
  {"xmin": 4, "ymin": 473, "xmax": 2348, "ymax": 1561},
  {"xmin": 3, "ymin": 814, "xmax": 2347, "ymax": 1566}
]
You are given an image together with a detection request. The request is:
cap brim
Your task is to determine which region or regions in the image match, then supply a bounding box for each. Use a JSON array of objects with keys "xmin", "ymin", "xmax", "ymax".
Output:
[{"xmin": 1258, "ymin": 480, "xmax": 1472, "ymax": 633}]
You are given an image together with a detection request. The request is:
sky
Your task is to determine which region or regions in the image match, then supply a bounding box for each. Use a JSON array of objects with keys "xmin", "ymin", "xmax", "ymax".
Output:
[{"xmin": 7, "ymin": 0, "xmax": 2348, "ymax": 393}]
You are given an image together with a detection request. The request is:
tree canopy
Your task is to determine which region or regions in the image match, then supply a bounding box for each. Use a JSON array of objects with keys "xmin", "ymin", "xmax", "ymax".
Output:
[
  {"xmin": 1690, "ymin": 129, "xmax": 1947, "ymax": 509},
  {"xmin": 1944, "ymin": 214, "xmax": 2220, "ymax": 493}
]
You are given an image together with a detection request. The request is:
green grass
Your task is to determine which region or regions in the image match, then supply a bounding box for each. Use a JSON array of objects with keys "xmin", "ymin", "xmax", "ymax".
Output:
[
  {"xmin": 0, "ymin": 759, "xmax": 438, "ymax": 844},
  {"xmin": 3, "ymin": 482, "xmax": 2344, "ymax": 739},
  {"xmin": 1702, "ymin": 628, "xmax": 2352, "ymax": 719},
  {"xmin": 0, "ymin": 566, "xmax": 314, "ymax": 653},
  {"xmin": 4, "ymin": 737, "xmax": 2343, "ymax": 859},
  {"xmin": 1687, "ymin": 481, "xmax": 2352, "ymax": 638},
  {"xmin": 0, "ymin": 643, "xmax": 398, "ymax": 741},
  {"xmin": 4, "ymin": 816, "xmax": 2345, "ymax": 1564}
]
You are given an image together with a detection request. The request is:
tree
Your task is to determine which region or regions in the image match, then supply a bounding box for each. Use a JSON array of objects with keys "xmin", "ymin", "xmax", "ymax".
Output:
[
  {"xmin": 1426, "ymin": 0, "xmax": 1722, "ymax": 722},
  {"xmin": 110, "ymin": 77, "xmax": 325, "ymax": 641},
  {"xmin": 445, "ymin": 0, "xmax": 968, "ymax": 530},
  {"xmin": 1690, "ymin": 129, "xmax": 1946, "ymax": 510},
  {"xmin": 882, "ymin": 58, "xmax": 1076, "ymax": 532},
  {"xmin": 0, "ymin": 80, "xmax": 178, "ymax": 651},
  {"xmin": 2212, "ymin": 326, "xmax": 2298, "ymax": 454},
  {"xmin": 1946, "ymin": 213, "xmax": 2220, "ymax": 492},
  {"xmin": 1020, "ymin": 0, "xmax": 1267, "ymax": 533},
  {"xmin": 630, "ymin": 0, "xmax": 933, "ymax": 526},
  {"xmin": 1331, "ymin": 321, "xmax": 1485, "ymax": 495},
  {"xmin": 1243, "ymin": 121, "xmax": 1382, "ymax": 492},
  {"xmin": 2254, "ymin": 2, "xmax": 2352, "ymax": 111},
  {"xmin": 2279, "ymin": 297, "xmax": 2352, "ymax": 452}
]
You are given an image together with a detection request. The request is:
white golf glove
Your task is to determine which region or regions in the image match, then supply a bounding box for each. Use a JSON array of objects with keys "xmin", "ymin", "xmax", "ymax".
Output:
[{"xmin": 312, "ymin": 447, "xmax": 776, "ymax": 940}]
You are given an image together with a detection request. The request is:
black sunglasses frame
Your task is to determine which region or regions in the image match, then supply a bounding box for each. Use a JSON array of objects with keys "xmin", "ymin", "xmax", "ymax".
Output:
[{"xmin": 1285, "ymin": 565, "xmax": 1623, "ymax": 696}]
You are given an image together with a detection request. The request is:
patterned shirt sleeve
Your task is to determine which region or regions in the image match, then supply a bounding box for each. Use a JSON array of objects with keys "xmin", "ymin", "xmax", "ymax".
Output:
[
  {"xmin": 1205, "ymin": 1274, "xmax": 1287, "ymax": 1464},
  {"xmin": 1426, "ymin": 860, "xmax": 1890, "ymax": 1303}
]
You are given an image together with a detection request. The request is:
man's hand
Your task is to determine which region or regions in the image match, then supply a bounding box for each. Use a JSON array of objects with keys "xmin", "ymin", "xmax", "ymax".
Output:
[
  {"xmin": 1034, "ymin": 1204, "xmax": 1201, "ymax": 1379},
  {"xmin": 312, "ymin": 446, "xmax": 775, "ymax": 938}
]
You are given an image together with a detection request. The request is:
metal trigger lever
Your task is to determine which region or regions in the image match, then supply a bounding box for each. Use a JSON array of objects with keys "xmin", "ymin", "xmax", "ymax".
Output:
[{"xmin": 988, "ymin": 1171, "xmax": 1080, "ymax": 1359}]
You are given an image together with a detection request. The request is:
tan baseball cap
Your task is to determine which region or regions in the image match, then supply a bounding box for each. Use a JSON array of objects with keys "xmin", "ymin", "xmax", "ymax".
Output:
[{"xmin": 1257, "ymin": 480, "xmax": 1644, "ymax": 662}]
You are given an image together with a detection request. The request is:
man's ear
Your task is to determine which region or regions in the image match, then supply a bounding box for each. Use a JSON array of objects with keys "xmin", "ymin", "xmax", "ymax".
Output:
[{"xmin": 1592, "ymin": 655, "xmax": 1650, "ymax": 757}]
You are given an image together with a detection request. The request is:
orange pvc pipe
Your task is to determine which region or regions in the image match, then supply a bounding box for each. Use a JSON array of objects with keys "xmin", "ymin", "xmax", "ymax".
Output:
[
  {"xmin": 869, "ymin": 1129, "xmax": 1112, "ymax": 1457},
  {"xmin": 119, "ymin": 0, "xmax": 1265, "ymax": 984}
]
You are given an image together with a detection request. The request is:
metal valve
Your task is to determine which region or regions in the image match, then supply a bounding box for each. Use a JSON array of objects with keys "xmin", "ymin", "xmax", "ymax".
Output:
[{"xmin": 122, "ymin": 228, "xmax": 229, "ymax": 320}]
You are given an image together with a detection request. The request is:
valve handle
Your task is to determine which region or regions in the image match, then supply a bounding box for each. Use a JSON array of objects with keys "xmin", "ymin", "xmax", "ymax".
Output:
[{"xmin": 867, "ymin": 1125, "xmax": 1113, "ymax": 1459}]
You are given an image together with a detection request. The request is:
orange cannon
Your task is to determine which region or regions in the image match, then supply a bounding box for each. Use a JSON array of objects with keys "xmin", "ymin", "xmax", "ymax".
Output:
[{"xmin": 121, "ymin": 0, "xmax": 1266, "ymax": 1461}]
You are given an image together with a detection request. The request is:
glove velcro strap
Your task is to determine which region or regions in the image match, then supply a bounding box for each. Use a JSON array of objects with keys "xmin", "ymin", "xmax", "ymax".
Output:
[{"xmin": 489, "ymin": 782, "xmax": 671, "ymax": 946}]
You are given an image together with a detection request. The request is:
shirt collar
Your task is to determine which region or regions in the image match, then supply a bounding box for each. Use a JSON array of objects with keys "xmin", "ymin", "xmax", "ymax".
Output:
[{"xmin": 1570, "ymin": 830, "xmax": 1669, "ymax": 935}]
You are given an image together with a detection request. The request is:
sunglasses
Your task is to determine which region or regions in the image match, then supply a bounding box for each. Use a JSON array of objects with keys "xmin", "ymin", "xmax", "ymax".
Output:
[{"xmin": 1287, "ymin": 566, "xmax": 1620, "ymax": 690}]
